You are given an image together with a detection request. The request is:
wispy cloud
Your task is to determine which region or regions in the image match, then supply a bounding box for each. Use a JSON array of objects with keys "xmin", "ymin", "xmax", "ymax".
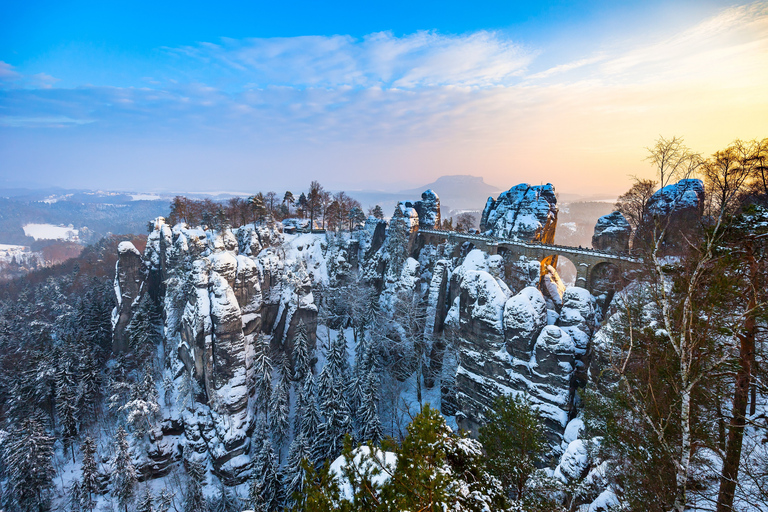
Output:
[
  {"xmin": 2, "ymin": 2, "xmax": 767, "ymax": 195},
  {"xmin": 0, "ymin": 115, "xmax": 93, "ymax": 128},
  {"xmin": 164, "ymin": 30, "xmax": 535, "ymax": 88}
]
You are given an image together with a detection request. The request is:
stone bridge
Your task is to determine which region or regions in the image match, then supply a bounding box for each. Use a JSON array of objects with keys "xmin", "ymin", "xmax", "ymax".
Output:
[{"xmin": 418, "ymin": 228, "xmax": 642, "ymax": 292}]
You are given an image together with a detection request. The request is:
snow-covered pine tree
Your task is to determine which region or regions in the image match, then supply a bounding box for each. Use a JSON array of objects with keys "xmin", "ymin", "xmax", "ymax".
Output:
[
  {"xmin": 317, "ymin": 331, "xmax": 353, "ymax": 460},
  {"xmin": 74, "ymin": 334, "xmax": 102, "ymax": 425},
  {"xmin": 183, "ymin": 461, "xmax": 207, "ymax": 512},
  {"xmin": 253, "ymin": 334, "xmax": 273, "ymax": 416},
  {"xmin": 80, "ymin": 436, "xmax": 99, "ymax": 512},
  {"xmin": 126, "ymin": 293, "xmax": 162, "ymax": 363},
  {"xmin": 210, "ymin": 483, "xmax": 240, "ymax": 512},
  {"xmin": 1, "ymin": 415, "xmax": 56, "ymax": 511},
  {"xmin": 69, "ymin": 481, "xmax": 83, "ymax": 512},
  {"xmin": 269, "ymin": 354, "xmax": 291, "ymax": 456},
  {"xmin": 299, "ymin": 371, "xmax": 321, "ymax": 465},
  {"xmin": 156, "ymin": 488, "xmax": 175, "ymax": 512},
  {"xmin": 291, "ymin": 319, "xmax": 310, "ymax": 383},
  {"xmin": 247, "ymin": 478, "xmax": 266, "ymax": 512},
  {"xmin": 56, "ymin": 363, "xmax": 79, "ymax": 463},
  {"xmin": 253, "ymin": 428, "xmax": 285, "ymax": 512},
  {"xmin": 284, "ymin": 433, "xmax": 311, "ymax": 505},
  {"xmin": 357, "ymin": 369, "xmax": 383, "ymax": 444},
  {"xmin": 112, "ymin": 426, "xmax": 137, "ymax": 512},
  {"xmin": 121, "ymin": 366, "xmax": 160, "ymax": 439},
  {"xmin": 136, "ymin": 486, "xmax": 155, "ymax": 512}
]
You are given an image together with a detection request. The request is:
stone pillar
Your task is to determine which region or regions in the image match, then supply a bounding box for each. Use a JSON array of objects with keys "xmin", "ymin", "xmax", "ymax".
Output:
[{"xmin": 576, "ymin": 263, "xmax": 590, "ymax": 289}]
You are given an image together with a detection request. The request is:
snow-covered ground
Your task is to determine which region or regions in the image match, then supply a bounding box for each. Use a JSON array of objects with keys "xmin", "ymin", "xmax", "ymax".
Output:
[
  {"xmin": 23, "ymin": 223, "xmax": 79, "ymax": 241},
  {"xmin": 130, "ymin": 193, "xmax": 163, "ymax": 201},
  {"xmin": 0, "ymin": 244, "xmax": 30, "ymax": 262}
]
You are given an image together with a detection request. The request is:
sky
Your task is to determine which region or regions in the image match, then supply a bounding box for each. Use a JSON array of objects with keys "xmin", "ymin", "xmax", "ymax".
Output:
[{"xmin": 1, "ymin": 0, "xmax": 767, "ymax": 197}]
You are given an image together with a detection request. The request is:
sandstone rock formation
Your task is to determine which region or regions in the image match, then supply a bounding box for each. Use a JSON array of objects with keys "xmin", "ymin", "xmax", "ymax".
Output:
[
  {"xmin": 113, "ymin": 241, "xmax": 144, "ymax": 352},
  {"xmin": 395, "ymin": 189, "xmax": 442, "ymax": 231},
  {"xmin": 637, "ymin": 178, "xmax": 704, "ymax": 253},
  {"xmin": 413, "ymin": 189, "xmax": 441, "ymax": 229},
  {"xmin": 480, "ymin": 183, "xmax": 558, "ymax": 243},
  {"xmin": 592, "ymin": 211, "xmax": 631, "ymax": 252}
]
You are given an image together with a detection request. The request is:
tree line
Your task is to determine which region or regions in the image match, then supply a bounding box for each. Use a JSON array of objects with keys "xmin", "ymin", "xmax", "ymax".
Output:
[{"xmin": 166, "ymin": 181, "xmax": 384, "ymax": 231}]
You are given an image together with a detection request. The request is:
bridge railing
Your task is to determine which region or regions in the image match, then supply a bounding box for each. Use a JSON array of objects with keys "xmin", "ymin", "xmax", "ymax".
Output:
[{"xmin": 418, "ymin": 228, "xmax": 640, "ymax": 263}]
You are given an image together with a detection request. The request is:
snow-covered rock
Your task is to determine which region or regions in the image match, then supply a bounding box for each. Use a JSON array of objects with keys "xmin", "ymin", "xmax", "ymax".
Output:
[
  {"xmin": 112, "ymin": 240, "xmax": 144, "ymax": 352},
  {"xmin": 556, "ymin": 287, "xmax": 595, "ymax": 356},
  {"xmin": 554, "ymin": 439, "xmax": 589, "ymax": 482},
  {"xmin": 638, "ymin": 178, "xmax": 705, "ymax": 253},
  {"xmin": 503, "ymin": 287, "xmax": 547, "ymax": 358},
  {"xmin": 592, "ymin": 211, "xmax": 631, "ymax": 252},
  {"xmin": 413, "ymin": 189, "xmax": 441, "ymax": 229},
  {"xmin": 480, "ymin": 183, "xmax": 558, "ymax": 242}
]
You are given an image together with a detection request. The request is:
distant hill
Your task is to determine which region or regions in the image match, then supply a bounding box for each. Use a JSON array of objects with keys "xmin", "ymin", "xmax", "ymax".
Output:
[{"xmin": 400, "ymin": 175, "xmax": 503, "ymax": 212}]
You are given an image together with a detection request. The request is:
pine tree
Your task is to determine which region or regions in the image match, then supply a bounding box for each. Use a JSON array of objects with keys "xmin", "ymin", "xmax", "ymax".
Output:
[
  {"xmin": 253, "ymin": 430, "xmax": 285, "ymax": 511},
  {"xmin": 136, "ymin": 486, "xmax": 155, "ymax": 512},
  {"xmin": 69, "ymin": 481, "xmax": 83, "ymax": 512},
  {"xmin": 247, "ymin": 477, "xmax": 266, "ymax": 512},
  {"xmin": 80, "ymin": 436, "xmax": 99, "ymax": 512},
  {"xmin": 113, "ymin": 426, "xmax": 137, "ymax": 512},
  {"xmin": 156, "ymin": 488, "xmax": 175, "ymax": 512},
  {"xmin": 126, "ymin": 293, "xmax": 162, "ymax": 363},
  {"xmin": 183, "ymin": 461, "xmax": 207, "ymax": 512},
  {"xmin": 291, "ymin": 320, "xmax": 310, "ymax": 382},
  {"xmin": 317, "ymin": 331, "xmax": 353, "ymax": 460},
  {"xmin": 270, "ymin": 354, "xmax": 291, "ymax": 455},
  {"xmin": 210, "ymin": 483, "xmax": 240, "ymax": 512},
  {"xmin": 74, "ymin": 335, "xmax": 102, "ymax": 424},
  {"xmin": 253, "ymin": 335, "xmax": 273, "ymax": 416},
  {"xmin": 478, "ymin": 394, "xmax": 545, "ymax": 501},
  {"xmin": 300, "ymin": 371, "xmax": 322, "ymax": 465},
  {"xmin": 1, "ymin": 415, "xmax": 56, "ymax": 511},
  {"xmin": 284, "ymin": 433, "xmax": 311, "ymax": 505},
  {"xmin": 58, "ymin": 375, "xmax": 79, "ymax": 463},
  {"xmin": 357, "ymin": 370, "xmax": 383, "ymax": 444}
]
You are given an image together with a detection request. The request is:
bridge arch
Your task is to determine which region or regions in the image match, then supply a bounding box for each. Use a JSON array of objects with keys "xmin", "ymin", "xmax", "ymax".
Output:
[
  {"xmin": 588, "ymin": 260, "xmax": 625, "ymax": 296},
  {"xmin": 538, "ymin": 253, "xmax": 589, "ymax": 289}
]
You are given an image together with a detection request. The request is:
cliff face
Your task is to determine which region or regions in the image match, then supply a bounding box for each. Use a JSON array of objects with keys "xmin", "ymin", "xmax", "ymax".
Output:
[
  {"xmin": 480, "ymin": 183, "xmax": 558, "ymax": 243},
  {"xmin": 435, "ymin": 249, "xmax": 596, "ymax": 448},
  {"xmin": 113, "ymin": 218, "xmax": 320, "ymax": 482}
]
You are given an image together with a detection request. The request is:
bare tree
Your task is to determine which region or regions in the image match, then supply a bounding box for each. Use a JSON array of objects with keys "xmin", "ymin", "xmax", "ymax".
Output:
[{"xmin": 614, "ymin": 178, "xmax": 657, "ymax": 234}]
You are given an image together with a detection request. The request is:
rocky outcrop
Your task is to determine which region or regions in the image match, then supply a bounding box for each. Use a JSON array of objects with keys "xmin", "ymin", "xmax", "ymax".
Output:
[
  {"xmin": 504, "ymin": 287, "xmax": 547, "ymax": 359},
  {"xmin": 480, "ymin": 183, "xmax": 558, "ymax": 243},
  {"xmin": 442, "ymin": 250, "xmax": 576, "ymax": 448},
  {"xmin": 394, "ymin": 202, "xmax": 420, "ymax": 233},
  {"xmin": 413, "ymin": 189, "xmax": 441, "ymax": 229},
  {"xmin": 395, "ymin": 189, "xmax": 442, "ymax": 231},
  {"xmin": 592, "ymin": 212, "xmax": 630, "ymax": 252},
  {"xmin": 115, "ymin": 218, "xmax": 306, "ymax": 484},
  {"xmin": 636, "ymin": 178, "xmax": 704, "ymax": 253},
  {"xmin": 112, "ymin": 241, "xmax": 144, "ymax": 352}
]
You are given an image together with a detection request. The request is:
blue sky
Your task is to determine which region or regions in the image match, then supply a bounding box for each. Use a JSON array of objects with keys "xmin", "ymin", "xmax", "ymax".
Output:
[{"xmin": 1, "ymin": 1, "xmax": 766, "ymax": 195}]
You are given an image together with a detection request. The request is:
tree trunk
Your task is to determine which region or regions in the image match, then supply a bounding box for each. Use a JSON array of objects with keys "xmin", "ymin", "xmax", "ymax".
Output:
[
  {"xmin": 716, "ymin": 239, "xmax": 757, "ymax": 512},
  {"xmin": 673, "ymin": 385, "xmax": 692, "ymax": 512}
]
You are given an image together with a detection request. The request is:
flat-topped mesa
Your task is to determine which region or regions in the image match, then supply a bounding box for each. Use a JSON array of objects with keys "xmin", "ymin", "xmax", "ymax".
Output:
[
  {"xmin": 592, "ymin": 211, "xmax": 631, "ymax": 252},
  {"xmin": 480, "ymin": 183, "xmax": 558, "ymax": 243}
]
